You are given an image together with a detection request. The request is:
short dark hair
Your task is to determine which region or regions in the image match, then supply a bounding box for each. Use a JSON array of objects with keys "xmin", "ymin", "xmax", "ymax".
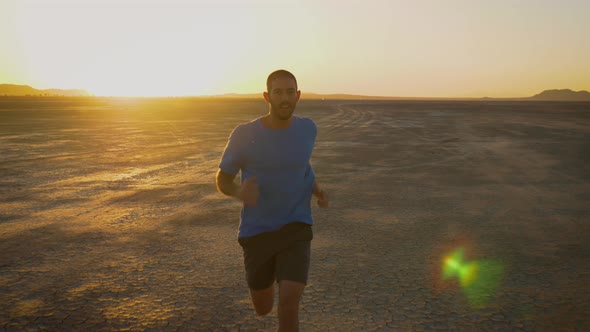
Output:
[{"xmin": 266, "ymin": 69, "xmax": 298, "ymax": 93}]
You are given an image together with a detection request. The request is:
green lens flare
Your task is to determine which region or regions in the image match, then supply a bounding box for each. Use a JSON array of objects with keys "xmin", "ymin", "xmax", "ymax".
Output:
[{"xmin": 442, "ymin": 247, "xmax": 504, "ymax": 307}]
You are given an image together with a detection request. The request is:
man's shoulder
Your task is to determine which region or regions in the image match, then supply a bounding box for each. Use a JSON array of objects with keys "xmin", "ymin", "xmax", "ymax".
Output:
[
  {"xmin": 295, "ymin": 115, "xmax": 315, "ymax": 123},
  {"xmin": 238, "ymin": 118, "xmax": 261, "ymax": 129},
  {"xmin": 295, "ymin": 116, "xmax": 316, "ymax": 128},
  {"xmin": 295, "ymin": 116, "xmax": 317, "ymax": 135},
  {"xmin": 231, "ymin": 118, "xmax": 260, "ymax": 136}
]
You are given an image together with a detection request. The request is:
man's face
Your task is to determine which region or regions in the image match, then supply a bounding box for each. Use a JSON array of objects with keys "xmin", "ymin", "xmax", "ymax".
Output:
[{"xmin": 265, "ymin": 77, "xmax": 300, "ymax": 120}]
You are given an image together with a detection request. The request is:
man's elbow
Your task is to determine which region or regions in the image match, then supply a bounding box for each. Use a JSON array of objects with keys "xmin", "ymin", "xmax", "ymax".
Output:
[
  {"xmin": 215, "ymin": 169, "xmax": 233, "ymax": 196},
  {"xmin": 216, "ymin": 181, "xmax": 229, "ymax": 196},
  {"xmin": 215, "ymin": 179, "xmax": 223, "ymax": 194},
  {"xmin": 215, "ymin": 171, "xmax": 225, "ymax": 194}
]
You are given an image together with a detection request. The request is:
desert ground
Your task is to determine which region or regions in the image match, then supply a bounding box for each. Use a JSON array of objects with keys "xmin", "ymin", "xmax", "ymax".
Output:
[{"xmin": 0, "ymin": 97, "xmax": 589, "ymax": 331}]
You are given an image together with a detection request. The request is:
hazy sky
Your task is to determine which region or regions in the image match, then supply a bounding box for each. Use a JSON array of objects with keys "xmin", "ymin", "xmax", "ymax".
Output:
[{"xmin": 1, "ymin": 0, "xmax": 589, "ymax": 97}]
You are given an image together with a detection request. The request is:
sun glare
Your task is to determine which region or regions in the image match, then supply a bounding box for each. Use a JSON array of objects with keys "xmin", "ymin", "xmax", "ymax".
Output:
[
  {"xmin": 441, "ymin": 247, "xmax": 504, "ymax": 307},
  {"xmin": 5, "ymin": 0, "xmax": 588, "ymax": 97},
  {"xmin": 13, "ymin": 0, "xmax": 267, "ymax": 96}
]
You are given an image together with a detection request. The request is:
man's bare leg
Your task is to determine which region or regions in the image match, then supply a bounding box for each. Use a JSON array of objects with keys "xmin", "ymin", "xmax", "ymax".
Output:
[
  {"xmin": 277, "ymin": 280, "xmax": 305, "ymax": 332},
  {"xmin": 250, "ymin": 285, "xmax": 274, "ymax": 316}
]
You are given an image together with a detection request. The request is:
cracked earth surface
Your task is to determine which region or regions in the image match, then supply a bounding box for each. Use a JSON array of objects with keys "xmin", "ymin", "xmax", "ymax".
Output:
[{"xmin": 1, "ymin": 97, "xmax": 589, "ymax": 331}]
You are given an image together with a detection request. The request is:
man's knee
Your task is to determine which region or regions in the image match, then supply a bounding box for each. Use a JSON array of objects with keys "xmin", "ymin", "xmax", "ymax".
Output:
[
  {"xmin": 278, "ymin": 280, "xmax": 305, "ymax": 308},
  {"xmin": 250, "ymin": 286, "xmax": 274, "ymax": 316},
  {"xmin": 254, "ymin": 304, "xmax": 273, "ymax": 316}
]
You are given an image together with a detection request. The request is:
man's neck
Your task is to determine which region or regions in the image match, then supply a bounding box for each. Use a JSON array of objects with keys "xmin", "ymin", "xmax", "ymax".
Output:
[{"xmin": 262, "ymin": 114, "xmax": 292, "ymax": 130}]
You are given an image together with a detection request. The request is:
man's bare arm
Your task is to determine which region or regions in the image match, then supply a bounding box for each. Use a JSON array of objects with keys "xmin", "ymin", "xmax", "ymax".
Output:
[
  {"xmin": 312, "ymin": 181, "xmax": 322, "ymax": 196},
  {"xmin": 216, "ymin": 169, "xmax": 241, "ymax": 198},
  {"xmin": 216, "ymin": 169, "xmax": 259, "ymax": 205},
  {"xmin": 313, "ymin": 180, "xmax": 329, "ymax": 208}
]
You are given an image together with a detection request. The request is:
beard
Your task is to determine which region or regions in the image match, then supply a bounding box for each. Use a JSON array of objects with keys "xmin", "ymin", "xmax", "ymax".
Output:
[{"xmin": 270, "ymin": 100, "xmax": 295, "ymax": 120}]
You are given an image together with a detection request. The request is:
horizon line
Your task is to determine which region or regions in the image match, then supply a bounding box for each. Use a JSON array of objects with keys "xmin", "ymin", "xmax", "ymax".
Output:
[{"xmin": 1, "ymin": 83, "xmax": 589, "ymax": 100}]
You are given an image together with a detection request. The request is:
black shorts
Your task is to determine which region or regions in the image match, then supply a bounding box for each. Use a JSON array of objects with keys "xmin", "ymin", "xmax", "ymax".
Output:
[{"xmin": 238, "ymin": 222, "xmax": 313, "ymax": 290}]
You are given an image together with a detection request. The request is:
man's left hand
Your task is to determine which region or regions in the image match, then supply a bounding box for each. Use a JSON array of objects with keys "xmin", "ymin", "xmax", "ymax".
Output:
[{"xmin": 315, "ymin": 189, "xmax": 329, "ymax": 208}]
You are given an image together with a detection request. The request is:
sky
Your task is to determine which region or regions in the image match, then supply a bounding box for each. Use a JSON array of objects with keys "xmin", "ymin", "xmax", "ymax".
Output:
[{"xmin": 1, "ymin": 0, "xmax": 589, "ymax": 97}]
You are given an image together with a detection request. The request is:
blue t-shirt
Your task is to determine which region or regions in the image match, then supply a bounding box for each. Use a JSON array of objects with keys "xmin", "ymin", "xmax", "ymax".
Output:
[{"xmin": 219, "ymin": 116, "xmax": 317, "ymax": 238}]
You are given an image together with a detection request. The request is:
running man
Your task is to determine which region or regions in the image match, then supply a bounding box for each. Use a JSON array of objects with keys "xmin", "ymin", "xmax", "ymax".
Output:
[{"xmin": 216, "ymin": 69, "xmax": 329, "ymax": 331}]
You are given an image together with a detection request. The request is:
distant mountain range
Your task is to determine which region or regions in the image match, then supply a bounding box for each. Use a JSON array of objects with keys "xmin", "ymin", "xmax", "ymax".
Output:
[
  {"xmin": 1, "ymin": 84, "xmax": 588, "ymax": 101},
  {"xmin": 0, "ymin": 84, "xmax": 92, "ymax": 96},
  {"xmin": 528, "ymin": 89, "xmax": 590, "ymax": 101},
  {"xmin": 217, "ymin": 89, "xmax": 590, "ymax": 101},
  {"xmin": 216, "ymin": 92, "xmax": 407, "ymax": 100}
]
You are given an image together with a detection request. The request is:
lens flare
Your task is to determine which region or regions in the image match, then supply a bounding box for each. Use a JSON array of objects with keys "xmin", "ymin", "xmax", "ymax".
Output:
[{"xmin": 442, "ymin": 247, "xmax": 504, "ymax": 307}]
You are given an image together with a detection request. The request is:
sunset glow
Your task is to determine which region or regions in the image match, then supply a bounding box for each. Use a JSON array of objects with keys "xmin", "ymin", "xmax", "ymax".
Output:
[{"xmin": 1, "ymin": 0, "xmax": 589, "ymax": 97}]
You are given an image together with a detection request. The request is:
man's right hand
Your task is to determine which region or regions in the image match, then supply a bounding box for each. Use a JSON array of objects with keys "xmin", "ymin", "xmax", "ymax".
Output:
[{"xmin": 239, "ymin": 176, "xmax": 259, "ymax": 206}]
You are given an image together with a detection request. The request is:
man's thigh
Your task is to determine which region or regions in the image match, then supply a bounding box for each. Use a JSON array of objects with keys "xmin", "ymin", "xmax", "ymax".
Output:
[
  {"xmin": 275, "ymin": 239, "xmax": 311, "ymax": 285},
  {"xmin": 239, "ymin": 222, "xmax": 312, "ymax": 289},
  {"xmin": 239, "ymin": 239, "xmax": 276, "ymax": 290}
]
